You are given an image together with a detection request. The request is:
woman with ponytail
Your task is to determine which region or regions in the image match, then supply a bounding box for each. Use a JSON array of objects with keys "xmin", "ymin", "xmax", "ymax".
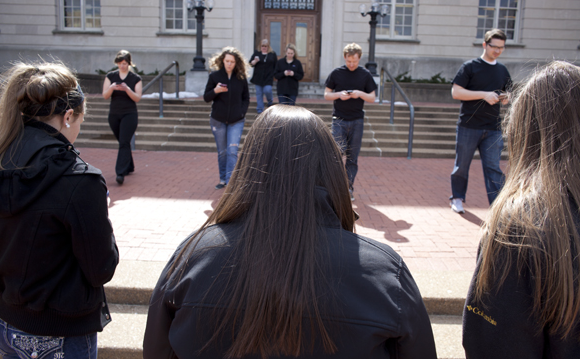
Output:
[
  {"xmin": 0, "ymin": 61, "xmax": 118, "ymax": 359},
  {"xmin": 143, "ymin": 105, "xmax": 436, "ymax": 359}
]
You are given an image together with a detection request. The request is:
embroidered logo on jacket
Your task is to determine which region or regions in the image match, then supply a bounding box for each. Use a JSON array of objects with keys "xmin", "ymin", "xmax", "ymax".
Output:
[{"xmin": 466, "ymin": 305, "xmax": 497, "ymax": 326}]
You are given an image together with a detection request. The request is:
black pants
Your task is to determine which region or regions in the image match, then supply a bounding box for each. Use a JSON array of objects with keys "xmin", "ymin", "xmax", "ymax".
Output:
[{"xmin": 108, "ymin": 112, "xmax": 137, "ymax": 176}]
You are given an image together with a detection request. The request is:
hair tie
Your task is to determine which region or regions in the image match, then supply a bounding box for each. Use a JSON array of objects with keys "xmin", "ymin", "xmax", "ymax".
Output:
[{"xmin": 22, "ymin": 83, "xmax": 85, "ymax": 117}]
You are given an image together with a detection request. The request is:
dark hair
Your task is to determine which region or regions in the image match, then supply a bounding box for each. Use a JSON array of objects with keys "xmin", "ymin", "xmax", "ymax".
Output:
[
  {"xmin": 0, "ymin": 61, "xmax": 85, "ymax": 169},
  {"xmin": 114, "ymin": 49, "xmax": 135, "ymax": 67},
  {"xmin": 209, "ymin": 47, "xmax": 249, "ymax": 80},
  {"xmin": 484, "ymin": 29, "xmax": 507, "ymax": 43},
  {"xmin": 170, "ymin": 105, "xmax": 355, "ymax": 358},
  {"xmin": 476, "ymin": 61, "xmax": 580, "ymax": 338}
]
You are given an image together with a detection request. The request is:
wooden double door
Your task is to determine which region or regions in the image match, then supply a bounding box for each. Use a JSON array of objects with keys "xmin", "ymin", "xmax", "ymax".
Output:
[{"xmin": 259, "ymin": 13, "xmax": 320, "ymax": 82}]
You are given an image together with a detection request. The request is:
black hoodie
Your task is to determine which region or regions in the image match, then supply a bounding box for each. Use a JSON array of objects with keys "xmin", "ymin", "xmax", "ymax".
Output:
[{"xmin": 0, "ymin": 120, "xmax": 118, "ymax": 336}]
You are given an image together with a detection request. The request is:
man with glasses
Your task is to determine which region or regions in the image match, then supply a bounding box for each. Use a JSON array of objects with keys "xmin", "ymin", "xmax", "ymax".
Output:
[
  {"xmin": 449, "ymin": 29, "xmax": 512, "ymax": 213},
  {"xmin": 250, "ymin": 39, "xmax": 277, "ymax": 114}
]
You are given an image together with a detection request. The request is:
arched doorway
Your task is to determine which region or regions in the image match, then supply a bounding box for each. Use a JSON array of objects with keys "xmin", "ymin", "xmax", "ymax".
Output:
[{"xmin": 255, "ymin": 0, "xmax": 321, "ymax": 82}]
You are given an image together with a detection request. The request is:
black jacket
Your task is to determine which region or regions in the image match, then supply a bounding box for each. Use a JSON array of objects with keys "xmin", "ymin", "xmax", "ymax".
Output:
[
  {"xmin": 249, "ymin": 50, "xmax": 277, "ymax": 86},
  {"xmin": 143, "ymin": 187, "xmax": 437, "ymax": 359},
  {"xmin": 203, "ymin": 69, "xmax": 249, "ymax": 124},
  {"xmin": 274, "ymin": 58, "xmax": 304, "ymax": 96},
  {"xmin": 0, "ymin": 120, "xmax": 119, "ymax": 336}
]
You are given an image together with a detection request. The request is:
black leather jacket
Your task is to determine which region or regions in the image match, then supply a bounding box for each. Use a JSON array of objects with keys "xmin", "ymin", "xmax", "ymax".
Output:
[
  {"xmin": 0, "ymin": 120, "xmax": 118, "ymax": 336},
  {"xmin": 143, "ymin": 187, "xmax": 437, "ymax": 359}
]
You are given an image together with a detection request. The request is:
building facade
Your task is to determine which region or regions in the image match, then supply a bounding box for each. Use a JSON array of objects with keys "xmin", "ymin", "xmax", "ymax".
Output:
[{"xmin": 1, "ymin": 0, "xmax": 578, "ymax": 84}]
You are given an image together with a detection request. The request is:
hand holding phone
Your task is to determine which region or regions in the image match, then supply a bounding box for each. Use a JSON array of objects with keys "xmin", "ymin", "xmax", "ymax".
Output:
[{"xmin": 219, "ymin": 84, "xmax": 228, "ymax": 87}]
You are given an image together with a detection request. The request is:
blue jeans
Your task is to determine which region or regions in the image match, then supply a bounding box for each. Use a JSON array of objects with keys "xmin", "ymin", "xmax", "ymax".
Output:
[
  {"xmin": 331, "ymin": 118, "xmax": 364, "ymax": 191},
  {"xmin": 450, "ymin": 125, "xmax": 505, "ymax": 205},
  {"xmin": 0, "ymin": 319, "xmax": 97, "ymax": 359},
  {"xmin": 210, "ymin": 117, "xmax": 245, "ymax": 184},
  {"xmin": 278, "ymin": 95, "xmax": 297, "ymax": 106},
  {"xmin": 255, "ymin": 85, "xmax": 273, "ymax": 114}
]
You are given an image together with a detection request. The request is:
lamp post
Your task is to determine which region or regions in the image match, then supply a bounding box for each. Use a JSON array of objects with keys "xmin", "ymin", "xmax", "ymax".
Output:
[
  {"xmin": 187, "ymin": 0, "xmax": 214, "ymax": 71},
  {"xmin": 360, "ymin": 2, "xmax": 389, "ymax": 76}
]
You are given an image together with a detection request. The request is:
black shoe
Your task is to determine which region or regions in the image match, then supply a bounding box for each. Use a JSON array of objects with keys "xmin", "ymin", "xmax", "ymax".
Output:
[
  {"xmin": 116, "ymin": 175, "xmax": 124, "ymax": 185},
  {"xmin": 215, "ymin": 182, "xmax": 226, "ymax": 189}
]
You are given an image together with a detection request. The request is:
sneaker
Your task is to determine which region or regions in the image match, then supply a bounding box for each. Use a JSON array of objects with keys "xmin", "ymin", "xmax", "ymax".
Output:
[
  {"xmin": 215, "ymin": 182, "xmax": 226, "ymax": 190},
  {"xmin": 349, "ymin": 189, "xmax": 355, "ymax": 202},
  {"xmin": 450, "ymin": 198, "xmax": 465, "ymax": 214}
]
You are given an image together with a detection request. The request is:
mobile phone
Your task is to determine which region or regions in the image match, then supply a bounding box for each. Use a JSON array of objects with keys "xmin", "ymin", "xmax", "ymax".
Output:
[
  {"xmin": 497, "ymin": 93, "xmax": 507, "ymax": 100},
  {"xmin": 219, "ymin": 84, "xmax": 228, "ymax": 87},
  {"xmin": 346, "ymin": 90, "xmax": 353, "ymax": 94}
]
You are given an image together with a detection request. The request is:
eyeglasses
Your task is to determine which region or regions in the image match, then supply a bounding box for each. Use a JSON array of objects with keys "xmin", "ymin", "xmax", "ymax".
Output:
[
  {"xmin": 261, "ymin": 45, "xmax": 268, "ymax": 48},
  {"xmin": 487, "ymin": 44, "xmax": 505, "ymax": 50}
]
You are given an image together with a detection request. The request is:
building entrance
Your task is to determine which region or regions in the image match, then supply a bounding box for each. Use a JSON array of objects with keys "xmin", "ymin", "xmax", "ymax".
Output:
[{"xmin": 256, "ymin": 0, "xmax": 321, "ymax": 82}]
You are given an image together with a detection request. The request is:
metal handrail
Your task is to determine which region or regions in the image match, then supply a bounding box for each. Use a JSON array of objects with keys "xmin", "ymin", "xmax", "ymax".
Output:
[
  {"xmin": 379, "ymin": 67, "xmax": 415, "ymax": 159},
  {"xmin": 142, "ymin": 61, "xmax": 180, "ymax": 118}
]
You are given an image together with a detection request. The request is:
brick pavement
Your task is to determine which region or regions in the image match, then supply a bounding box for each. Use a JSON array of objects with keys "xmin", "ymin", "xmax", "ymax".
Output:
[{"xmin": 78, "ymin": 147, "xmax": 499, "ymax": 272}]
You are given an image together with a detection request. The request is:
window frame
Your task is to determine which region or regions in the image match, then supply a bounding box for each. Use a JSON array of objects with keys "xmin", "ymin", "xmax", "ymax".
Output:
[
  {"xmin": 56, "ymin": 0, "xmax": 102, "ymax": 33},
  {"xmin": 375, "ymin": 0, "xmax": 417, "ymax": 41},
  {"xmin": 476, "ymin": 0, "xmax": 522, "ymax": 43},
  {"xmin": 162, "ymin": 0, "xmax": 198, "ymax": 34}
]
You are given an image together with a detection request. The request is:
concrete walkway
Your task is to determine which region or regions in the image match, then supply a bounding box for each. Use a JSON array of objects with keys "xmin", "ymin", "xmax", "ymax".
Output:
[{"xmin": 79, "ymin": 147, "xmax": 495, "ymax": 272}]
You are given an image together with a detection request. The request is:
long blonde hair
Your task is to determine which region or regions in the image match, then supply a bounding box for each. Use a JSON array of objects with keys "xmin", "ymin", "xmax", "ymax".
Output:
[
  {"xmin": 475, "ymin": 61, "xmax": 580, "ymax": 338},
  {"xmin": 0, "ymin": 61, "xmax": 85, "ymax": 169}
]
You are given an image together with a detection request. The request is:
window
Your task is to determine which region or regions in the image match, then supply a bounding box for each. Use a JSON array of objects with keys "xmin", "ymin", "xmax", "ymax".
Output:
[
  {"xmin": 477, "ymin": 0, "xmax": 520, "ymax": 41},
  {"xmin": 164, "ymin": 0, "xmax": 197, "ymax": 32},
  {"xmin": 376, "ymin": 0, "xmax": 415, "ymax": 39},
  {"xmin": 59, "ymin": 0, "xmax": 101, "ymax": 30},
  {"xmin": 264, "ymin": 0, "xmax": 315, "ymax": 10}
]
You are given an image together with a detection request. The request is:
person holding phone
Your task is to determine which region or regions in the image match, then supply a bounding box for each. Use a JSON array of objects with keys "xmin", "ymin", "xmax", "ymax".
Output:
[
  {"xmin": 324, "ymin": 43, "xmax": 377, "ymax": 202},
  {"xmin": 203, "ymin": 47, "xmax": 249, "ymax": 190},
  {"xmin": 274, "ymin": 43, "xmax": 304, "ymax": 105},
  {"xmin": 102, "ymin": 50, "xmax": 142, "ymax": 185},
  {"xmin": 249, "ymin": 39, "xmax": 277, "ymax": 114},
  {"xmin": 449, "ymin": 29, "xmax": 512, "ymax": 213}
]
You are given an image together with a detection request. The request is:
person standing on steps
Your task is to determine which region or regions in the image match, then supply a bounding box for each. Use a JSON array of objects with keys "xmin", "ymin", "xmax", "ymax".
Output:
[
  {"xmin": 274, "ymin": 43, "xmax": 304, "ymax": 106},
  {"xmin": 204, "ymin": 47, "xmax": 250, "ymax": 190},
  {"xmin": 324, "ymin": 43, "xmax": 377, "ymax": 202},
  {"xmin": 449, "ymin": 29, "xmax": 512, "ymax": 214},
  {"xmin": 249, "ymin": 39, "xmax": 277, "ymax": 114},
  {"xmin": 102, "ymin": 49, "xmax": 142, "ymax": 185}
]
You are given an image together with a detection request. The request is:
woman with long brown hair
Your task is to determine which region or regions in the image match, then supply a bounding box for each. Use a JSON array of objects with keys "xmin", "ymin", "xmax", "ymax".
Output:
[
  {"xmin": 0, "ymin": 61, "xmax": 118, "ymax": 359},
  {"xmin": 463, "ymin": 61, "xmax": 580, "ymax": 358},
  {"xmin": 204, "ymin": 46, "xmax": 249, "ymax": 189},
  {"xmin": 143, "ymin": 105, "xmax": 436, "ymax": 359}
]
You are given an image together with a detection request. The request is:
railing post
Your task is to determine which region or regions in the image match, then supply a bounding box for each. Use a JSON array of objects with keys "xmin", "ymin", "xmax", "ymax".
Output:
[
  {"xmin": 175, "ymin": 61, "xmax": 180, "ymax": 99},
  {"xmin": 159, "ymin": 76, "xmax": 164, "ymax": 118},
  {"xmin": 390, "ymin": 84, "xmax": 395, "ymax": 124}
]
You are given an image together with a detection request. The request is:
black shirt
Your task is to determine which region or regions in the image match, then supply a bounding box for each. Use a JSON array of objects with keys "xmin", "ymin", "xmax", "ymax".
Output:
[
  {"xmin": 249, "ymin": 51, "xmax": 278, "ymax": 86},
  {"xmin": 106, "ymin": 70, "xmax": 142, "ymax": 114},
  {"xmin": 325, "ymin": 65, "xmax": 377, "ymax": 121},
  {"xmin": 274, "ymin": 58, "xmax": 304, "ymax": 96},
  {"xmin": 452, "ymin": 58, "xmax": 511, "ymax": 130}
]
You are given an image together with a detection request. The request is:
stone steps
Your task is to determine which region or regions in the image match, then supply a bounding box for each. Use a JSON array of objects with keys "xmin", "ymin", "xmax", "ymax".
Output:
[
  {"xmin": 96, "ymin": 260, "xmax": 469, "ymax": 358},
  {"xmin": 82, "ymin": 98, "xmax": 471, "ymax": 159}
]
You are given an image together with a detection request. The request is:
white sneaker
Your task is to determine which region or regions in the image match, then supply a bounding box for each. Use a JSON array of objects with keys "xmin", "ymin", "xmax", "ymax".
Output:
[
  {"xmin": 450, "ymin": 198, "xmax": 465, "ymax": 214},
  {"xmin": 349, "ymin": 189, "xmax": 355, "ymax": 202}
]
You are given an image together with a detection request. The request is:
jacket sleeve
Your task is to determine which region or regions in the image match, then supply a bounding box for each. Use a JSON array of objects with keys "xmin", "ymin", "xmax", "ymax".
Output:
[
  {"xmin": 143, "ymin": 269, "xmax": 177, "ymax": 359},
  {"xmin": 203, "ymin": 73, "xmax": 217, "ymax": 103},
  {"xmin": 462, "ymin": 250, "xmax": 544, "ymax": 359},
  {"xmin": 274, "ymin": 59, "xmax": 285, "ymax": 80},
  {"xmin": 395, "ymin": 261, "xmax": 438, "ymax": 359},
  {"xmin": 241, "ymin": 79, "xmax": 250, "ymax": 117},
  {"xmin": 66, "ymin": 174, "xmax": 118, "ymax": 287},
  {"xmin": 293, "ymin": 60, "xmax": 304, "ymax": 81}
]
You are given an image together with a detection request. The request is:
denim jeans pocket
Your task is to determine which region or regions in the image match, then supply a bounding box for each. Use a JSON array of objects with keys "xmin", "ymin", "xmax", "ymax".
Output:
[{"xmin": 10, "ymin": 332, "xmax": 64, "ymax": 359}]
